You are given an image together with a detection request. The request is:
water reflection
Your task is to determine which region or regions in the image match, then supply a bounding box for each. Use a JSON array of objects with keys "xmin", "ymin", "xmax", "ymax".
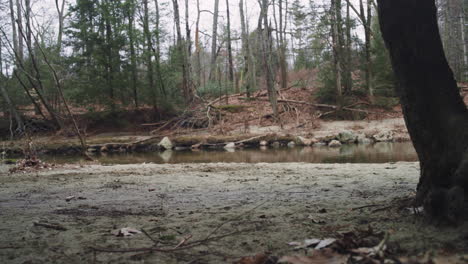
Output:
[{"xmin": 42, "ymin": 142, "xmax": 418, "ymax": 164}]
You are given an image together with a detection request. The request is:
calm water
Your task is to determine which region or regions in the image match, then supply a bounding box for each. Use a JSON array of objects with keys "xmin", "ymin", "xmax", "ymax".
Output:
[{"xmin": 41, "ymin": 142, "xmax": 418, "ymax": 164}]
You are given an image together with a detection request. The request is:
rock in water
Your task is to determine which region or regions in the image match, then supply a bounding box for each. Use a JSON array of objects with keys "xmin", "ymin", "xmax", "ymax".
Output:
[
  {"xmin": 287, "ymin": 141, "xmax": 296, "ymax": 148},
  {"xmin": 224, "ymin": 142, "xmax": 236, "ymax": 149},
  {"xmin": 328, "ymin": 140, "xmax": 342, "ymax": 148},
  {"xmin": 337, "ymin": 130, "xmax": 357, "ymax": 143},
  {"xmin": 373, "ymin": 131, "xmax": 394, "ymax": 142},
  {"xmin": 296, "ymin": 136, "xmax": 314, "ymax": 146},
  {"xmin": 357, "ymin": 134, "xmax": 372, "ymax": 144},
  {"xmin": 158, "ymin": 137, "xmax": 173, "ymax": 150},
  {"xmin": 259, "ymin": 140, "xmax": 268, "ymax": 146}
]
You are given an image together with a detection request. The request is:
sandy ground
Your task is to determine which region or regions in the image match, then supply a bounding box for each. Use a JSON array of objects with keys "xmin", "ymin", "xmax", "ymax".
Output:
[{"xmin": 0, "ymin": 162, "xmax": 467, "ymax": 263}]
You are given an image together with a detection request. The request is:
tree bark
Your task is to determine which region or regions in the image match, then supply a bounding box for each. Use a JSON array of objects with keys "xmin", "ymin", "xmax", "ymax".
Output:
[
  {"xmin": 8, "ymin": 0, "xmax": 19, "ymax": 59},
  {"xmin": 260, "ymin": 0, "xmax": 278, "ymax": 120},
  {"xmin": 209, "ymin": 0, "xmax": 220, "ymax": 82},
  {"xmin": 361, "ymin": 0, "xmax": 373, "ymax": 98},
  {"xmin": 127, "ymin": 0, "xmax": 138, "ymax": 108},
  {"xmin": 104, "ymin": 0, "xmax": 115, "ymax": 110},
  {"xmin": 55, "ymin": 0, "xmax": 66, "ymax": 52},
  {"xmin": 184, "ymin": 0, "xmax": 192, "ymax": 100},
  {"xmin": 16, "ymin": 0, "xmax": 24, "ymax": 62},
  {"xmin": 278, "ymin": 0, "xmax": 288, "ymax": 90},
  {"xmin": 343, "ymin": 0, "xmax": 353, "ymax": 94},
  {"xmin": 331, "ymin": 0, "xmax": 343, "ymax": 106},
  {"xmin": 239, "ymin": 0, "xmax": 253, "ymax": 97},
  {"xmin": 143, "ymin": 0, "xmax": 156, "ymax": 109},
  {"xmin": 195, "ymin": 0, "xmax": 202, "ymax": 88},
  {"xmin": 154, "ymin": 0, "xmax": 166, "ymax": 97},
  {"xmin": 377, "ymin": 0, "xmax": 467, "ymax": 221},
  {"xmin": 172, "ymin": 0, "xmax": 190, "ymax": 104},
  {"xmin": 226, "ymin": 0, "xmax": 235, "ymax": 92}
]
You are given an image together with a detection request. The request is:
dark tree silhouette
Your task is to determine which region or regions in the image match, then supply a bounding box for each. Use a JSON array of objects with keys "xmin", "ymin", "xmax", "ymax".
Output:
[{"xmin": 377, "ymin": 0, "xmax": 467, "ymax": 221}]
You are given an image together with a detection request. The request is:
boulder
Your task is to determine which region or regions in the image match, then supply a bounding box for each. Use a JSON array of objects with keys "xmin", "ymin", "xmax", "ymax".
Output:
[
  {"xmin": 357, "ymin": 134, "xmax": 373, "ymax": 144},
  {"xmin": 373, "ymin": 131, "xmax": 394, "ymax": 142},
  {"xmin": 328, "ymin": 140, "xmax": 342, "ymax": 148},
  {"xmin": 271, "ymin": 141, "xmax": 281, "ymax": 148},
  {"xmin": 296, "ymin": 136, "xmax": 314, "ymax": 146},
  {"xmin": 191, "ymin": 143, "xmax": 202, "ymax": 149},
  {"xmin": 158, "ymin": 137, "xmax": 173, "ymax": 150},
  {"xmin": 287, "ymin": 141, "xmax": 296, "ymax": 148},
  {"xmin": 337, "ymin": 130, "xmax": 357, "ymax": 143},
  {"xmin": 313, "ymin": 142, "xmax": 327, "ymax": 147},
  {"xmin": 224, "ymin": 142, "xmax": 236, "ymax": 149}
]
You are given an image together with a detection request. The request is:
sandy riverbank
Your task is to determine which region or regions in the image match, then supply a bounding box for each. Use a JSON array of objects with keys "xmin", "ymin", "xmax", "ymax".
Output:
[{"xmin": 0, "ymin": 162, "xmax": 467, "ymax": 263}]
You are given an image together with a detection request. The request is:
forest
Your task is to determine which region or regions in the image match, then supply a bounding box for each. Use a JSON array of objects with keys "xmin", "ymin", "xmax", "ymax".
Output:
[
  {"xmin": 0, "ymin": 0, "xmax": 468, "ymax": 263},
  {"xmin": 0, "ymin": 0, "xmax": 464, "ymax": 137}
]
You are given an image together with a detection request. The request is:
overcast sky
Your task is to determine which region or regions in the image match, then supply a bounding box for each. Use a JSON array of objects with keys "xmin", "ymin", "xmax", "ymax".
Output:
[{"xmin": 26, "ymin": 0, "xmax": 357, "ymax": 41}]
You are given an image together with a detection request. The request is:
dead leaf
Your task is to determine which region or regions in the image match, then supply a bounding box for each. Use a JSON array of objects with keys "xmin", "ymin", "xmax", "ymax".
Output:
[
  {"xmin": 234, "ymin": 253, "xmax": 278, "ymax": 264},
  {"xmin": 112, "ymin": 227, "xmax": 142, "ymax": 237},
  {"xmin": 315, "ymin": 238, "xmax": 336, "ymax": 249},
  {"xmin": 279, "ymin": 249, "xmax": 348, "ymax": 264},
  {"xmin": 288, "ymin": 238, "xmax": 335, "ymax": 250}
]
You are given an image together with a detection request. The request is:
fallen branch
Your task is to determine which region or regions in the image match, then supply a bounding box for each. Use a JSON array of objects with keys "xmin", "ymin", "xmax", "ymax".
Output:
[
  {"xmin": 33, "ymin": 221, "xmax": 67, "ymax": 231},
  {"xmin": 90, "ymin": 229, "xmax": 252, "ymax": 254},
  {"xmin": 351, "ymin": 204, "xmax": 383, "ymax": 211}
]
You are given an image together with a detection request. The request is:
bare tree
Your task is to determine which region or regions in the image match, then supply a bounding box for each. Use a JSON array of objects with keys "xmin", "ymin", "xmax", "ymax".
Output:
[
  {"xmin": 260, "ymin": 0, "xmax": 278, "ymax": 120},
  {"xmin": 16, "ymin": 0, "xmax": 23, "ymax": 61},
  {"xmin": 8, "ymin": 0, "xmax": 19, "ymax": 59},
  {"xmin": 126, "ymin": 0, "xmax": 138, "ymax": 108},
  {"xmin": 209, "ymin": 0, "xmax": 220, "ymax": 81},
  {"xmin": 55, "ymin": 0, "xmax": 66, "ymax": 51},
  {"xmin": 226, "ymin": 0, "xmax": 235, "ymax": 92},
  {"xmin": 172, "ymin": 0, "xmax": 191, "ymax": 103},
  {"xmin": 154, "ymin": 0, "xmax": 166, "ymax": 97},
  {"xmin": 331, "ymin": 0, "xmax": 343, "ymax": 105},
  {"xmin": 143, "ymin": 0, "xmax": 156, "ymax": 108}
]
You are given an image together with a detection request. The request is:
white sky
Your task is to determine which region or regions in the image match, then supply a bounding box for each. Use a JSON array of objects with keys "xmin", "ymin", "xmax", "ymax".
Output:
[
  {"xmin": 1, "ymin": 0, "xmax": 366, "ymax": 61},
  {"xmin": 24, "ymin": 0, "xmax": 361, "ymax": 43}
]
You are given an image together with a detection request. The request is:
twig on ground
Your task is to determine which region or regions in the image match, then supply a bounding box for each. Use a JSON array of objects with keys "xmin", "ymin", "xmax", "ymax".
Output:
[
  {"xmin": 141, "ymin": 228, "xmax": 159, "ymax": 245},
  {"xmin": 351, "ymin": 204, "xmax": 383, "ymax": 211},
  {"xmin": 173, "ymin": 235, "xmax": 193, "ymax": 249},
  {"xmin": 33, "ymin": 221, "xmax": 67, "ymax": 231}
]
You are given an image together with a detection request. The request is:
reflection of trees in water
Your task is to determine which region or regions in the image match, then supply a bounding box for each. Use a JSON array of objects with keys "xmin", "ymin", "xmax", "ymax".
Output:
[{"xmin": 44, "ymin": 142, "xmax": 418, "ymax": 164}]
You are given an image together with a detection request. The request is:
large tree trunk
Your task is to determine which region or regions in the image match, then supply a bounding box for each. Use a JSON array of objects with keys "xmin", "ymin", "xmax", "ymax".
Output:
[
  {"xmin": 377, "ymin": 0, "xmax": 467, "ymax": 221},
  {"xmin": 143, "ymin": 0, "xmax": 156, "ymax": 109},
  {"xmin": 226, "ymin": 0, "xmax": 235, "ymax": 92},
  {"xmin": 172, "ymin": 0, "xmax": 190, "ymax": 104},
  {"xmin": 278, "ymin": 0, "xmax": 288, "ymax": 90},
  {"xmin": 209, "ymin": 0, "xmax": 220, "ymax": 82},
  {"xmin": 331, "ymin": 0, "xmax": 343, "ymax": 106},
  {"xmin": 55, "ymin": 0, "xmax": 66, "ymax": 52},
  {"xmin": 361, "ymin": 0, "xmax": 373, "ymax": 98},
  {"xmin": 16, "ymin": 0, "xmax": 24, "ymax": 62},
  {"xmin": 260, "ymin": 0, "xmax": 278, "ymax": 120},
  {"xmin": 154, "ymin": 0, "xmax": 166, "ymax": 97},
  {"xmin": 9, "ymin": 0, "xmax": 19, "ymax": 59},
  {"xmin": 127, "ymin": 0, "xmax": 138, "ymax": 108}
]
